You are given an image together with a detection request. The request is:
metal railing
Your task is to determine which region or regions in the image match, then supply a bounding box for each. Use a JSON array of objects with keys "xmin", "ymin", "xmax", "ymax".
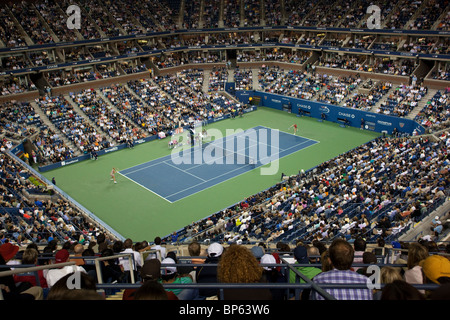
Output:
[
  {"xmin": 0, "ymin": 261, "xmax": 76, "ymax": 300},
  {"xmin": 0, "ymin": 252, "xmax": 444, "ymax": 300}
]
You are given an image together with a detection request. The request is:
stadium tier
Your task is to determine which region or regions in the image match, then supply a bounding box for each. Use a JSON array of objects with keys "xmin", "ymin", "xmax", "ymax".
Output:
[{"xmin": 0, "ymin": 0, "xmax": 449, "ymax": 303}]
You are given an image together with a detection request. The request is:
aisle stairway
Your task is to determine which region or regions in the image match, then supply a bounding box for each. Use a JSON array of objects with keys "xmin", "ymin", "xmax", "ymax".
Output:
[
  {"xmin": 29, "ymin": 100, "xmax": 81, "ymax": 157},
  {"xmin": 105, "ymin": 289, "xmax": 125, "ymax": 300},
  {"xmin": 64, "ymin": 93, "xmax": 115, "ymax": 147},
  {"xmin": 369, "ymin": 85, "xmax": 396, "ymax": 113},
  {"xmin": 203, "ymin": 70, "xmax": 211, "ymax": 92},
  {"xmin": 407, "ymin": 88, "xmax": 438, "ymax": 120}
]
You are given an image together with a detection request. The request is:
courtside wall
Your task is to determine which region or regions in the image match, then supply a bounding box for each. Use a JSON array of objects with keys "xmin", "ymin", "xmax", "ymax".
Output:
[{"xmin": 232, "ymin": 89, "xmax": 425, "ymax": 136}]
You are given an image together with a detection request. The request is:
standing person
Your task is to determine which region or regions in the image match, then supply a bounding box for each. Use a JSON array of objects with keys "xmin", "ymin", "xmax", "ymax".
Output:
[
  {"xmin": 110, "ymin": 167, "xmax": 118, "ymax": 184},
  {"xmin": 118, "ymin": 238, "xmax": 142, "ymax": 283},
  {"xmin": 23, "ymin": 152, "xmax": 29, "ymax": 164},
  {"xmin": 31, "ymin": 150, "xmax": 37, "ymax": 164},
  {"xmin": 288, "ymin": 123, "xmax": 298, "ymax": 135},
  {"xmin": 149, "ymin": 236, "xmax": 167, "ymax": 261},
  {"xmin": 312, "ymin": 239, "xmax": 373, "ymax": 300},
  {"xmin": 189, "ymin": 128, "xmax": 195, "ymax": 147}
]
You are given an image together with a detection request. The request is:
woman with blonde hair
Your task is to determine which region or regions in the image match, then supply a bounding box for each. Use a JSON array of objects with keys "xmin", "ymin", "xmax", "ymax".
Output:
[
  {"xmin": 380, "ymin": 266, "xmax": 403, "ymax": 284},
  {"xmin": 373, "ymin": 266, "xmax": 403, "ymax": 300},
  {"xmin": 217, "ymin": 244, "xmax": 272, "ymax": 300}
]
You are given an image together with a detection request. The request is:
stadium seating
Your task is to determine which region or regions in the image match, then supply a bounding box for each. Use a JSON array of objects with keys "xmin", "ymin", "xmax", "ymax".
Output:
[
  {"xmin": 35, "ymin": 95, "xmax": 108, "ymax": 155},
  {"xmin": 0, "ymin": 0, "xmax": 449, "ymax": 302},
  {"xmin": 414, "ymin": 90, "xmax": 450, "ymax": 132},
  {"xmin": 208, "ymin": 67, "xmax": 229, "ymax": 92},
  {"xmin": 375, "ymin": 84, "xmax": 428, "ymax": 117},
  {"xmin": 185, "ymin": 135, "xmax": 449, "ymax": 245}
]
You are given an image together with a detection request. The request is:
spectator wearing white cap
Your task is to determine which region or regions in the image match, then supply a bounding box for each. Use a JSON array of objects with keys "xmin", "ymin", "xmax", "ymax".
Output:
[
  {"xmin": 431, "ymin": 216, "xmax": 441, "ymax": 225},
  {"xmin": 261, "ymin": 253, "xmax": 287, "ymax": 300},
  {"xmin": 160, "ymin": 256, "xmax": 196, "ymax": 300},
  {"xmin": 196, "ymin": 242, "xmax": 224, "ymax": 299},
  {"xmin": 431, "ymin": 217, "xmax": 443, "ymax": 237}
]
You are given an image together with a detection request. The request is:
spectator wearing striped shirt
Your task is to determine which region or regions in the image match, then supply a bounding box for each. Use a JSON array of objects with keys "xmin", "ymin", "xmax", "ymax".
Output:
[{"xmin": 312, "ymin": 239, "xmax": 373, "ymax": 300}]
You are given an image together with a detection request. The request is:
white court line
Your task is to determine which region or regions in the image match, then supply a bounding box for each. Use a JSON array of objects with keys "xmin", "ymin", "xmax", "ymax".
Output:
[
  {"xmin": 120, "ymin": 126, "xmax": 321, "ymax": 203},
  {"xmin": 184, "ymin": 127, "xmax": 289, "ymax": 171},
  {"xmin": 165, "ymin": 135, "xmax": 319, "ymax": 200},
  {"xmin": 258, "ymin": 125, "xmax": 321, "ymax": 144},
  {"xmin": 164, "ymin": 162, "xmax": 253, "ymax": 201},
  {"xmin": 215, "ymin": 126, "xmax": 318, "ymax": 158},
  {"xmin": 276, "ymin": 137, "xmax": 319, "ymax": 155},
  {"xmin": 120, "ymin": 125, "xmax": 316, "ymax": 174},
  {"xmin": 166, "ymin": 166, "xmax": 254, "ymax": 202},
  {"xmin": 120, "ymin": 126, "xmax": 294, "ymax": 175},
  {"xmin": 117, "ymin": 171, "xmax": 173, "ymax": 203},
  {"xmin": 163, "ymin": 160, "xmax": 207, "ymax": 182},
  {"xmin": 121, "ymin": 159, "xmax": 169, "ymax": 175}
]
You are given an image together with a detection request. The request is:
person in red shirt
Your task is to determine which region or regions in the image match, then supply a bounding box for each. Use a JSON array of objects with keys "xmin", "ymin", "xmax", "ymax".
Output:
[{"xmin": 23, "ymin": 212, "xmax": 32, "ymax": 220}]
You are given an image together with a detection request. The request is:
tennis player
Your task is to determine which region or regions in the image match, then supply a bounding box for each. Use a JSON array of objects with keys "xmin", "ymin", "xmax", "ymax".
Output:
[
  {"xmin": 110, "ymin": 167, "xmax": 118, "ymax": 184},
  {"xmin": 289, "ymin": 123, "xmax": 298, "ymax": 135}
]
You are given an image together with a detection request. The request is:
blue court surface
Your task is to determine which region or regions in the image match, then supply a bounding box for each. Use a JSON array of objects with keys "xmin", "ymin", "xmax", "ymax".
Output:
[{"xmin": 118, "ymin": 126, "xmax": 319, "ymax": 202}]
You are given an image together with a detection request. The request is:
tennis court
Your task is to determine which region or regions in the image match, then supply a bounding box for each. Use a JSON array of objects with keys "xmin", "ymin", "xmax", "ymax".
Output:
[
  {"xmin": 119, "ymin": 126, "xmax": 319, "ymax": 202},
  {"xmin": 42, "ymin": 108, "xmax": 381, "ymax": 240}
]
